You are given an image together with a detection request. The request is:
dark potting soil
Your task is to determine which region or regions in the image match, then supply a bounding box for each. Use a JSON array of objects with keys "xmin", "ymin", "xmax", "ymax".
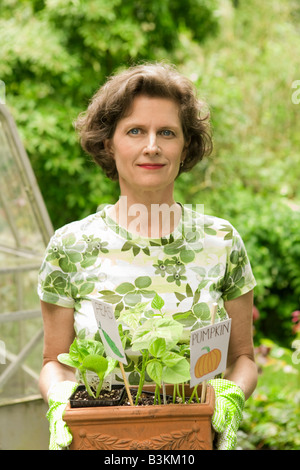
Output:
[
  {"xmin": 122, "ymin": 389, "xmax": 172, "ymax": 406},
  {"xmin": 73, "ymin": 387, "xmax": 123, "ymax": 402},
  {"xmin": 71, "ymin": 387, "xmax": 163, "ymax": 406},
  {"xmin": 70, "ymin": 385, "xmax": 200, "ymax": 407},
  {"xmin": 69, "ymin": 384, "xmax": 126, "ymax": 407},
  {"xmin": 123, "ymin": 389, "xmax": 200, "ymax": 406}
]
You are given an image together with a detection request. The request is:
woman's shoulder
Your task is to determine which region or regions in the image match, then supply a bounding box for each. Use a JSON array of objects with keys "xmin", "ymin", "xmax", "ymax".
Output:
[
  {"xmin": 204, "ymin": 213, "xmax": 235, "ymax": 231},
  {"xmin": 182, "ymin": 204, "xmax": 235, "ymax": 232},
  {"xmin": 52, "ymin": 207, "xmax": 109, "ymax": 240}
]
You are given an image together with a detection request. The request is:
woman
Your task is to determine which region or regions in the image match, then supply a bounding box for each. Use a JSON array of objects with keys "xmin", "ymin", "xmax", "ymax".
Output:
[{"xmin": 38, "ymin": 63, "xmax": 257, "ymax": 450}]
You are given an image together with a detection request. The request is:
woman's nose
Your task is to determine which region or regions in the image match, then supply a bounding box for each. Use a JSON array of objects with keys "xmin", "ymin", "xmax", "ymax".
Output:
[{"xmin": 143, "ymin": 133, "xmax": 160, "ymax": 156}]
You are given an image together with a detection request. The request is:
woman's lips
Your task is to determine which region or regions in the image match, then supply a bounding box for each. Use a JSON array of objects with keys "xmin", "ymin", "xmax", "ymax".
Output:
[{"xmin": 138, "ymin": 164, "xmax": 165, "ymax": 169}]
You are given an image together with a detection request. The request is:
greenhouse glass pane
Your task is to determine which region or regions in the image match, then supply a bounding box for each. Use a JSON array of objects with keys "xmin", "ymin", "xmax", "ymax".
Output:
[
  {"xmin": 0, "ymin": 119, "xmax": 45, "ymax": 256},
  {"xmin": 0, "ymin": 105, "xmax": 53, "ymax": 402}
]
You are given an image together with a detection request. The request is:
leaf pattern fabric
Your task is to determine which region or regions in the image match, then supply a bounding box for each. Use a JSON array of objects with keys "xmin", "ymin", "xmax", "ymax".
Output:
[{"xmin": 38, "ymin": 205, "xmax": 256, "ymax": 383}]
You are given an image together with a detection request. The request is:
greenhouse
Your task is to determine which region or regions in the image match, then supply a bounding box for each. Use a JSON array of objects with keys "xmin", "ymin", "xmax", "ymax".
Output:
[{"xmin": 0, "ymin": 104, "xmax": 53, "ymax": 449}]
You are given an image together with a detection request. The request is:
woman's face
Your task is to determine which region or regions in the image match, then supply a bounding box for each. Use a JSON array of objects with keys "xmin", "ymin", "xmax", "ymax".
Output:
[{"xmin": 105, "ymin": 95, "xmax": 186, "ymax": 201}]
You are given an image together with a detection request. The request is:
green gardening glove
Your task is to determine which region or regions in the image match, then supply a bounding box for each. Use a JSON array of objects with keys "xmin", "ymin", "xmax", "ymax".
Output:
[
  {"xmin": 46, "ymin": 381, "xmax": 78, "ymax": 450},
  {"xmin": 208, "ymin": 378, "xmax": 245, "ymax": 450}
]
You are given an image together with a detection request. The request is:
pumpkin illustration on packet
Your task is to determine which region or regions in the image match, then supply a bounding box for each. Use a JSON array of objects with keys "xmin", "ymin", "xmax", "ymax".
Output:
[
  {"xmin": 189, "ymin": 318, "xmax": 232, "ymax": 386},
  {"xmin": 194, "ymin": 346, "xmax": 222, "ymax": 379}
]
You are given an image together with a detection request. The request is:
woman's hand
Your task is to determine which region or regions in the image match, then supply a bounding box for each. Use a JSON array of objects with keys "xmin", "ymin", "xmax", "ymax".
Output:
[
  {"xmin": 208, "ymin": 378, "xmax": 245, "ymax": 450},
  {"xmin": 208, "ymin": 291, "xmax": 258, "ymax": 449},
  {"xmin": 47, "ymin": 380, "xmax": 78, "ymax": 450}
]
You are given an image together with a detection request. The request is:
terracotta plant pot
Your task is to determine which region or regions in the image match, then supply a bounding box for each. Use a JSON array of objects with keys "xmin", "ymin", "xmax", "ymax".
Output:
[{"xmin": 63, "ymin": 384, "xmax": 215, "ymax": 450}]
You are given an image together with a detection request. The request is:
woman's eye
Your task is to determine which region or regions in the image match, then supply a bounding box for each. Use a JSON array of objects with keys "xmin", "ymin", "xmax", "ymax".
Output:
[
  {"xmin": 128, "ymin": 128, "xmax": 140, "ymax": 135},
  {"xmin": 161, "ymin": 130, "xmax": 174, "ymax": 137}
]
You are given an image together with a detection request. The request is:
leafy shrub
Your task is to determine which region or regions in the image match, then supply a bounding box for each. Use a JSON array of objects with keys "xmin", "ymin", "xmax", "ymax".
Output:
[
  {"xmin": 238, "ymin": 340, "xmax": 300, "ymax": 450},
  {"xmin": 0, "ymin": 0, "xmax": 219, "ymax": 229},
  {"xmin": 190, "ymin": 186, "xmax": 300, "ymax": 346}
]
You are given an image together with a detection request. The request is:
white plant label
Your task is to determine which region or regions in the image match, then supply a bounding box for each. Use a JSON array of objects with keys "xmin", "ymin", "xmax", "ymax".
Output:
[
  {"xmin": 189, "ymin": 318, "xmax": 231, "ymax": 386},
  {"xmin": 92, "ymin": 299, "xmax": 127, "ymax": 365}
]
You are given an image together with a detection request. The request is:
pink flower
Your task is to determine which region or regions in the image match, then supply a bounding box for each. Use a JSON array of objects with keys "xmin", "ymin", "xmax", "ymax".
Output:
[
  {"xmin": 291, "ymin": 311, "xmax": 300, "ymax": 334},
  {"xmin": 252, "ymin": 305, "xmax": 260, "ymax": 322},
  {"xmin": 291, "ymin": 310, "xmax": 300, "ymax": 323}
]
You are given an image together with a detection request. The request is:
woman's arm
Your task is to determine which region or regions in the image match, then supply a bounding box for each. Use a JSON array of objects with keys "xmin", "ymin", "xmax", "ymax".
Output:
[
  {"xmin": 39, "ymin": 300, "xmax": 77, "ymax": 402},
  {"xmin": 224, "ymin": 290, "xmax": 258, "ymax": 400}
]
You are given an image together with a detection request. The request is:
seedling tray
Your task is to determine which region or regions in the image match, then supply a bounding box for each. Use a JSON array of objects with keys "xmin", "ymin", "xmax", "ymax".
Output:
[{"xmin": 69, "ymin": 384, "xmax": 126, "ymax": 408}]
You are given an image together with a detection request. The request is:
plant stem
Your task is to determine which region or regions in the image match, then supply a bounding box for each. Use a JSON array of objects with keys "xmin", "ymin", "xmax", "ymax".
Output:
[
  {"xmin": 81, "ymin": 369, "xmax": 95, "ymax": 398},
  {"xmin": 174, "ymin": 383, "xmax": 182, "ymax": 404},
  {"xmin": 188, "ymin": 385, "xmax": 199, "ymax": 404},
  {"xmin": 95, "ymin": 378, "xmax": 104, "ymax": 398},
  {"xmin": 155, "ymin": 384, "xmax": 161, "ymax": 405},
  {"xmin": 135, "ymin": 350, "xmax": 149, "ymax": 405},
  {"xmin": 162, "ymin": 381, "xmax": 167, "ymax": 405}
]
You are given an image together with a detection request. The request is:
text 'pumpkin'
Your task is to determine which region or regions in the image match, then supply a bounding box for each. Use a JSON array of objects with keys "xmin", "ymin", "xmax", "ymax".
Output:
[{"xmin": 194, "ymin": 346, "xmax": 221, "ymax": 378}]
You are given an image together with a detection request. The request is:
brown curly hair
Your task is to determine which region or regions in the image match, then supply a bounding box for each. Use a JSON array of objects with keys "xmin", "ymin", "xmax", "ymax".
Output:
[{"xmin": 75, "ymin": 62, "xmax": 213, "ymax": 181}]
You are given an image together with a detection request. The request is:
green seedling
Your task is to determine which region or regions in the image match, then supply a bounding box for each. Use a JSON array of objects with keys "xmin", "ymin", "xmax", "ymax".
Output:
[
  {"xmin": 82, "ymin": 355, "xmax": 108, "ymax": 398},
  {"xmin": 59, "ymin": 293, "xmax": 198, "ymax": 405},
  {"xmin": 120, "ymin": 293, "xmax": 193, "ymax": 405},
  {"xmin": 58, "ymin": 337, "xmax": 117, "ymax": 398},
  {"xmin": 131, "ymin": 320, "xmax": 191, "ymax": 404}
]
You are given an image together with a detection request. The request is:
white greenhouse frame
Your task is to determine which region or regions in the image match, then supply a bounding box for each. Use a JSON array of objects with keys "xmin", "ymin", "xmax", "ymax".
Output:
[{"xmin": 0, "ymin": 103, "xmax": 53, "ymax": 403}]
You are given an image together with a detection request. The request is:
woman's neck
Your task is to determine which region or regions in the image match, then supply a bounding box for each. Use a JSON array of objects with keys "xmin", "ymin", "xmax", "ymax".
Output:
[{"xmin": 109, "ymin": 194, "xmax": 182, "ymax": 239}]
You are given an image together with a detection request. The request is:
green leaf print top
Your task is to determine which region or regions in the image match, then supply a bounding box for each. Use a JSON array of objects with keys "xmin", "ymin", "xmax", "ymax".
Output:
[
  {"xmin": 38, "ymin": 204, "xmax": 256, "ymax": 333},
  {"xmin": 38, "ymin": 204, "xmax": 256, "ymax": 383}
]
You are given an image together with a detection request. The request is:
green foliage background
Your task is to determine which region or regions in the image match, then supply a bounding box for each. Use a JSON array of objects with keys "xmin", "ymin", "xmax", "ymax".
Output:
[{"xmin": 1, "ymin": 0, "xmax": 300, "ymax": 346}]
